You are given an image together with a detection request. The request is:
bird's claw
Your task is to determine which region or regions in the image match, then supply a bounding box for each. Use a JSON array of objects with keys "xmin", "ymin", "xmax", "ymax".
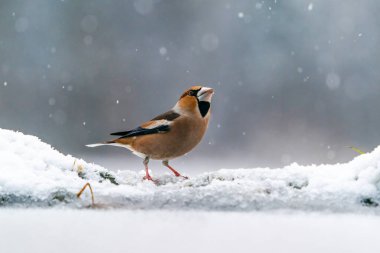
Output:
[
  {"xmin": 143, "ymin": 175, "xmax": 153, "ymax": 181},
  {"xmin": 143, "ymin": 175, "xmax": 159, "ymax": 184}
]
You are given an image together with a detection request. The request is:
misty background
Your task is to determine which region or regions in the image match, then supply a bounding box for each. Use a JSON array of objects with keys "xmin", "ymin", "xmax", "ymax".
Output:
[{"xmin": 1, "ymin": 0, "xmax": 379, "ymax": 171}]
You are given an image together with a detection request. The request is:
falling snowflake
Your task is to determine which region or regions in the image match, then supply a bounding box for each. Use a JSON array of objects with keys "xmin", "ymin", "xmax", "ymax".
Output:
[
  {"xmin": 308, "ymin": 3, "xmax": 313, "ymax": 11},
  {"xmin": 159, "ymin": 47, "xmax": 167, "ymax": 55}
]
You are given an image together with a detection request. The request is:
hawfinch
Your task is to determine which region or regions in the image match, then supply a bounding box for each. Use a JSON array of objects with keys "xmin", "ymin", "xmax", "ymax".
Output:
[{"xmin": 87, "ymin": 86, "xmax": 214, "ymax": 181}]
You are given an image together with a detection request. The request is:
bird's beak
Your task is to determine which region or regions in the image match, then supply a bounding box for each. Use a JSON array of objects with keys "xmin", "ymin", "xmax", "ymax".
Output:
[{"xmin": 197, "ymin": 87, "xmax": 214, "ymax": 102}]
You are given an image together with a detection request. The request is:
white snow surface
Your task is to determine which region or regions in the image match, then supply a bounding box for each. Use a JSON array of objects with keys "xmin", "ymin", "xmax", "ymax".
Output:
[
  {"xmin": 1, "ymin": 209, "xmax": 380, "ymax": 253},
  {"xmin": 1, "ymin": 128, "xmax": 380, "ymax": 212}
]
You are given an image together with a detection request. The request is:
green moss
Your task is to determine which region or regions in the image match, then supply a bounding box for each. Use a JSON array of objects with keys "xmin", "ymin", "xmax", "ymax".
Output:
[
  {"xmin": 48, "ymin": 190, "xmax": 76, "ymax": 206},
  {"xmin": 77, "ymin": 171, "xmax": 87, "ymax": 180},
  {"xmin": 288, "ymin": 181, "xmax": 308, "ymax": 190},
  {"xmin": 361, "ymin": 198, "xmax": 379, "ymax": 207},
  {"xmin": 99, "ymin": 172, "xmax": 119, "ymax": 185}
]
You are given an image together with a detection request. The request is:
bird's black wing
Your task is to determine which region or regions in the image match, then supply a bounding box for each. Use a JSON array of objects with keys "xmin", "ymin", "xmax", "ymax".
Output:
[
  {"xmin": 110, "ymin": 129, "xmax": 136, "ymax": 136},
  {"xmin": 110, "ymin": 125, "xmax": 170, "ymax": 138},
  {"xmin": 110, "ymin": 110, "xmax": 179, "ymax": 137}
]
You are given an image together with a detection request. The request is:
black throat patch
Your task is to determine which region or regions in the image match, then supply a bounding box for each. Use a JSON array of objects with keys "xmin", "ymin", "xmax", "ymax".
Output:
[{"xmin": 198, "ymin": 101, "xmax": 210, "ymax": 117}]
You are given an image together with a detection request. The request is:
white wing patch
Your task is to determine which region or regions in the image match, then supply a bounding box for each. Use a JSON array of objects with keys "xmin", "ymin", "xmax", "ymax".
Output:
[{"xmin": 144, "ymin": 119, "xmax": 172, "ymax": 129}]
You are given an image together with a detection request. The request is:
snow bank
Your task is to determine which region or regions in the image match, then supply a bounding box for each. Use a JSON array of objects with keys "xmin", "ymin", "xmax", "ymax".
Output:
[{"xmin": 1, "ymin": 128, "xmax": 380, "ymax": 212}]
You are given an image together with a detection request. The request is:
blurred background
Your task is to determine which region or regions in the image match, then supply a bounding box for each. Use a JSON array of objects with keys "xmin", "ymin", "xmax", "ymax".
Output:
[{"xmin": 1, "ymin": 0, "xmax": 379, "ymax": 171}]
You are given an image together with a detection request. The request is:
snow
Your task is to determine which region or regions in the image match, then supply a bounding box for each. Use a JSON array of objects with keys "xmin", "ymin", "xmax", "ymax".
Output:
[
  {"xmin": 308, "ymin": 3, "xmax": 314, "ymax": 11},
  {"xmin": 159, "ymin": 47, "xmax": 167, "ymax": 55},
  {"xmin": 1, "ymin": 209, "xmax": 380, "ymax": 253},
  {"xmin": 1, "ymin": 128, "xmax": 380, "ymax": 212},
  {"xmin": 326, "ymin": 72, "xmax": 341, "ymax": 90}
]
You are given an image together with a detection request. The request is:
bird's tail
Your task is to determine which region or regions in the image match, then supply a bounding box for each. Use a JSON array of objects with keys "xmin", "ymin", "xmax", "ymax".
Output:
[{"xmin": 86, "ymin": 141, "xmax": 115, "ymax": 148}]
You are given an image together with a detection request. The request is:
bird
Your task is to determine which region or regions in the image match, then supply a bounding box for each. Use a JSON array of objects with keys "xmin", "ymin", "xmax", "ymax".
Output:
[{"xmin": 86, "ymin": 86, "xmax": 214, "ymax": 181}]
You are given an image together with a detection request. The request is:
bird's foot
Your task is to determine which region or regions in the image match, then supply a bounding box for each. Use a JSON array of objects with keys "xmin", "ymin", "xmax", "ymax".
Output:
[
  {"xmin": 143, "ymin": 175, "xmax": 154, "ymax": 181},
  {"xmin": 143, "ymin": 175, "xmax": 159, "ymax": 184},
  {"xmin": 171, "ymin": 173, "xmax": 189, "ymax": 180},
  {"xmin": 166, "ymin": 165, "xmax": 189, "ymax": 179},
  {"xmin": 172, "ymin": 171, "xmax": 188, "ymax": 179}
]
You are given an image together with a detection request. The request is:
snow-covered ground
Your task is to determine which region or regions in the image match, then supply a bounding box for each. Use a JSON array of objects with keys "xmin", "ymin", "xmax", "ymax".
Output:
[
  {"xmin": 1, "ymin": 128, "xmax": 380, "ymax": 212},
  {"xmin": 1, "ymin": 209, "xmax": 380, "ymax": 253},
  {"xmin": 2, "ymin": 128, "xmax": 380, "ymax": 252}
]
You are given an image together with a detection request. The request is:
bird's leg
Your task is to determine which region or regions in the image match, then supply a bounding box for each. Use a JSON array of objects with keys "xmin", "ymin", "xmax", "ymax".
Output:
[
  {"xmin": 143, "ymin": 157, "xmax": 154, "ymax": 181},
  {"xmin": 162, "ymin": 160, "xmax": 188, "ymax": 179}
]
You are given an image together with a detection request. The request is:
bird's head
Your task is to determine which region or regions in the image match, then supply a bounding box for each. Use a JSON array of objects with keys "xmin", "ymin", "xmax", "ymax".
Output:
[{"xmin": 174, "ymin": 86, "xmax": 214, "ymax": 117}]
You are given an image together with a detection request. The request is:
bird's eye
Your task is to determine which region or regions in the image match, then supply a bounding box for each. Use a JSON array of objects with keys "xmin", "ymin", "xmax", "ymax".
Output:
[{"xmin": 188, "ymin": 90, "xmax": 197, "ymax": 96}]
